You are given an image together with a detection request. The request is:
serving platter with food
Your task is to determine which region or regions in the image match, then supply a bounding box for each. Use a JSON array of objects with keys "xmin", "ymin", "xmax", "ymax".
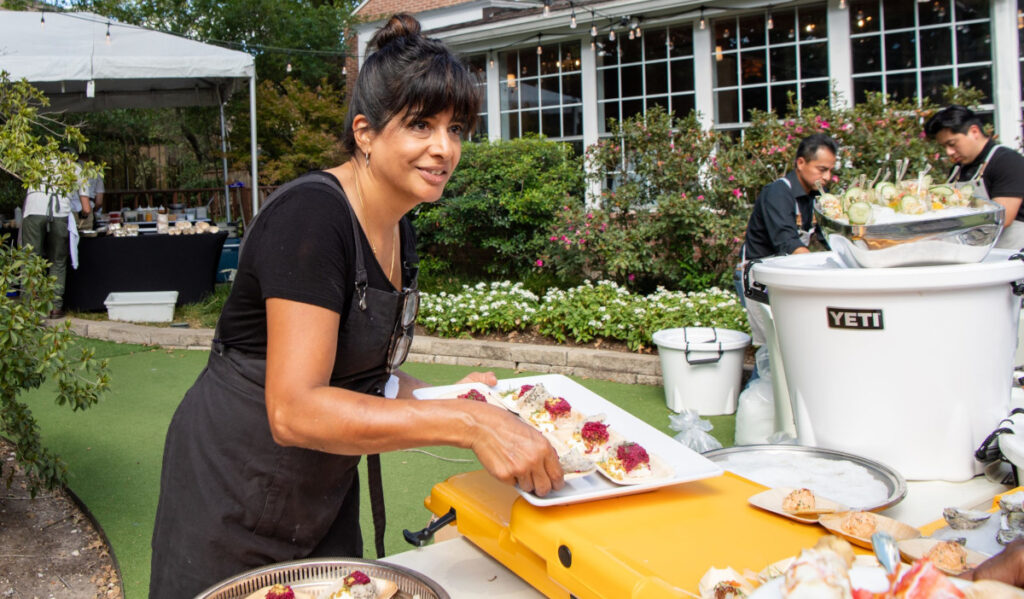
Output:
[
  {"xmin": 414, "ymin": 374, "xmax": 722, "ymax": 506},
  {"xmin": 195, "ymin": 558, "xmax": 446, "ymax": 599},
  {"xmin": 813, "ymin": 166, "xmax": 1003, "ymax": 268}
]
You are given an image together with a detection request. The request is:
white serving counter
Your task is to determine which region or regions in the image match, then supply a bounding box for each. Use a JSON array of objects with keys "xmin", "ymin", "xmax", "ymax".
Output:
[{"xmin": 383, "ymin": 475, "xmax": 1013, "ymax": 599}]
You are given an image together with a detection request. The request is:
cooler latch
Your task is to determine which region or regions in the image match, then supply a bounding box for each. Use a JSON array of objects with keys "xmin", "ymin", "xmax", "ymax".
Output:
[
  {"xmin": 1010, "ymin": 252, "xmax": 1024, "ymax": 297},
  {"xmin": 743, "ymin": 259, "xmax": 770, "ymax": 304},
  {"xmin": 403, "ymin": 507, "xmax": 456, "ymax": 547}
]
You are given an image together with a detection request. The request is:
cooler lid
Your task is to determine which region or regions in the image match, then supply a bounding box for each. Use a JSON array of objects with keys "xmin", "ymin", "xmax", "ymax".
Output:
[
  {"xmin": 751, "ymin": 249, "xmax": 1024, "ymax": 292},
  {"xmin": 652, "ymin": 327, "xmax": 751, "ymax": 352}
]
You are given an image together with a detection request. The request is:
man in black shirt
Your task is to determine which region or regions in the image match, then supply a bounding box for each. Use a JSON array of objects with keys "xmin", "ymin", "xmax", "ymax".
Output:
[
  {"xmin": 736, "ymin": 133, "xmax": 837, "ymax": 347},
  {"xmin": 742, "ymin": 133, "xmax": 838, "ymax": 262},
  {"xmin": 925, "ymin": 105, "xmax": 1024, "ymax": 250}
]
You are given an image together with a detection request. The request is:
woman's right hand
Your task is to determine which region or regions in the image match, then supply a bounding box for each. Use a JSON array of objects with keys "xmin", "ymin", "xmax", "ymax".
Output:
[{"xmin": 466, "ymin": 404, "xmax": 565, "ymax": 497}]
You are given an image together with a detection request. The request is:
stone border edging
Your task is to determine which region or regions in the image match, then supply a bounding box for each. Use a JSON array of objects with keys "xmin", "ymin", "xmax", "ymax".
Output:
[{"xmin": 61, "ymin": 317, "xmax": 665, "ymax": 385}]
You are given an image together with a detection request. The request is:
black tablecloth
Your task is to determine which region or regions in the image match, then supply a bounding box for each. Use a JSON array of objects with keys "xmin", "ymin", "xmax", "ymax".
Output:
[{"xmin": 66, "ymin": 232, "xmax": 229, "ymax": 311}]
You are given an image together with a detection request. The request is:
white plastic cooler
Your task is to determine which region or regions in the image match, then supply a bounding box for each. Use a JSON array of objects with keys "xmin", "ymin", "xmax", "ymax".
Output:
[{"xmin": 750, "ymin": 250, "xmax": 1024, "ymax": 481}]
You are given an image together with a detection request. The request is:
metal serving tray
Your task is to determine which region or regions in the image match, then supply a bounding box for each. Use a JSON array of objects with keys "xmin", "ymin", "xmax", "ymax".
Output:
[
  {"xmin": 815, "ymin": 198, "xmax": 1004, "ymax": 268},
  {"xmin": 703, "ymin": 444, "xmax": 907, "ymax": 512},
  {"xmin": 193, "ymin": 558, "xmax": 448, "ymax": 599}
]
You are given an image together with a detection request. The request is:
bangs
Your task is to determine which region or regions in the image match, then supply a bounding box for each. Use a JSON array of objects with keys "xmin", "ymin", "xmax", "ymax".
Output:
[{"xmin": 396, "ymin": 53, "xmax": 480, "ymax": 134}]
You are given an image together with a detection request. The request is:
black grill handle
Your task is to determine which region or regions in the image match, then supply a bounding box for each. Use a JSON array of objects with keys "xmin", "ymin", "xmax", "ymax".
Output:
[{"xmin": 403, "ymin": 507, "xmax": 456, "ymax": 547}]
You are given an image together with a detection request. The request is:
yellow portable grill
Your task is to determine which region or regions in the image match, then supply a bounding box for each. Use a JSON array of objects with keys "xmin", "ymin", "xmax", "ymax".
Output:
[{"xmin": 424, "ymin": 470, "xmax": 832, "ymax": 598}]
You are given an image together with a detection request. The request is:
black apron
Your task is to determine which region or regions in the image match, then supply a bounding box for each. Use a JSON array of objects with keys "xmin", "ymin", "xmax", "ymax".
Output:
[{"xmin": 149, "ymin": 173, "xmax": 414, "ymax": 599}]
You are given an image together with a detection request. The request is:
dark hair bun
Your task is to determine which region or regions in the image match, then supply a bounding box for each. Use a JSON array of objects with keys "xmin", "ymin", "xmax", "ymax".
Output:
[{"xmin": 369, "ymin": 14, "xmax": 421, "ymax": 51}]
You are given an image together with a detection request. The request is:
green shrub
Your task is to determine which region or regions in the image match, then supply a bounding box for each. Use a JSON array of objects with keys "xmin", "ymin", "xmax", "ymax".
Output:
[{"xmin": 412, "ymin": 135, "xmax": 585, "ymax": 281}]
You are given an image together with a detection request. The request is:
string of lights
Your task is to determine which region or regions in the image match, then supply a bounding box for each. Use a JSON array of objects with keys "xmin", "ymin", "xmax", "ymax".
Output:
[{"xmin": 37, "ymin": 1, "xmax": 860, "ymax": 72}]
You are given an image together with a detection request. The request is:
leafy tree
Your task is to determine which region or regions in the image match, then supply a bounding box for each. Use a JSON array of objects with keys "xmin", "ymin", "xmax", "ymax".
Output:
[
  {"xmin": 0, "ymin": 73, "xmax": 109, "ymax": 495},
  {"xmin": 241, "ymin": 77, "xmax": 348, "ymax": 184}
]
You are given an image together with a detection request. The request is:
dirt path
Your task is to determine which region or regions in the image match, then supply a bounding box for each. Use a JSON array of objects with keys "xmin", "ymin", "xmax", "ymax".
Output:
[{"xmin": 0, "ymin": 438, "xmax": 122, "ymax": 599}]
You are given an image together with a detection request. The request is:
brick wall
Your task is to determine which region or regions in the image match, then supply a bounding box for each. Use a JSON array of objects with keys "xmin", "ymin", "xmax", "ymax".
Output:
[{"xmin": 356, "ymin": 0, "xmax": 466, "ymax": 21}]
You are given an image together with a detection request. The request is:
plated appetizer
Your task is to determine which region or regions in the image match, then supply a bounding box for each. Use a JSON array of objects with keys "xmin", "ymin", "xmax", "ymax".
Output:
[
  {"xmin": 748, "ymin": 487, "xmax": 844, "ymax": 524},
  {"xmin": 897, "ymin": 538, "xmax": 988, "ymax": 576},
  {"xmin": 244, "ymin": 584, "xmax": 312, "ymax": 599},
  {"xmin": 819, "ymin": 512, "xmax": 920, "ymax": 550},
  {"xmin": 322, "ymin": 570, "xmax": 398, "ymax": 599},
  {"xmin": 596, "ymin": 440, "xmax": 672, "ymax": 485},
  {"xmin": 556, "ymin": 447, "xmax": 598, "ymax": 480},
  {"xmin": 498, "ymin": 383, "xmax": 552, "ymax": 414},
  {"xmin": 457, "ymin": 388, "xmax": 489, "ymax": 402},
  {"xmin": 524, "ymin": 396, "xmax": 581, "ymax": 433}
]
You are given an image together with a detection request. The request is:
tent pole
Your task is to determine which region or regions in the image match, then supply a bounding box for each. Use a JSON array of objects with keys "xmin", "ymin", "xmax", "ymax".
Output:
[
  {"xmin": 249, "ymin": 75, "xmax": 259, "ymax": 219},
  {"xmin": 217, "ymin": 90, "xmax": 232, "ymax": 223}
]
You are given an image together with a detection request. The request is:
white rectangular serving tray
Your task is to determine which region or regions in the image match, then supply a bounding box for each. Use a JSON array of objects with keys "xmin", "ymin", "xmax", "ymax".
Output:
[{"xmin": 413, "ymin": 373, "xmax": 723, "ymax": 507}]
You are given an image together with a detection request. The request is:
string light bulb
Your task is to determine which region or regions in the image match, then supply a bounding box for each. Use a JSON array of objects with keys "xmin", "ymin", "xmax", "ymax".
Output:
[
  {"xmin": 543, "ymin": 0, "xmax": 551, "ymax": 16},
  {"xmin": 105, "ymin": 22, "xmax": 111, "ymax": 44},
  {"xmin": 570, "ymin": 5, "xmax": 577, "ymax": 29},
  {"xmin": 40, "ymin": 12, "xmax": 45, "ymax": 29},
  {"xmin": 699, "ymin": 6, "xmax": 706, "ymax": 30},
  {"xmin": 628, "ymin": 29, "xmax": 635, "ymax": 40},
  {"xmin": 609, "ymin": 28, "xmax": 615, "ymax": 42},
  {"xmin": 767, "ymin": 7, "xmax": 774, "ymax": 30},
  {"xmin": 537, "ymin": 34, "xmax": 543, "ymax": 55},
  {"xmin": 591, "ymin": 23, "xmax": 598, "ymax": 37},
  {"xmin": 342, "ymin": 65, "xmax": 348, "ymax": 76},
  {"xmin": 1019, "ymin": 9, "xmax": 1024, "ymax": 29},
  {"xmin": 839, "ymin": 0, "xmax": 846, "ymax": 8},
  {"xmin": 286, "ymin": 61, "xmax": 292, "ymax": 73}
]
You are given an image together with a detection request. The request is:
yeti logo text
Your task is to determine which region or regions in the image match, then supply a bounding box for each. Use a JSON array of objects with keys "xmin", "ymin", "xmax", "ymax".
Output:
[{"xmin": 826, "ymin": 307, "xmax": 884, "ymax": 330}]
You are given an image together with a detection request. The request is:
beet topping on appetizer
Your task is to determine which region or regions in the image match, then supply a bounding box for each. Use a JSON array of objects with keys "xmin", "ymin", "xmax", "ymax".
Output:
[
  {"xmin": 265, "ymin": 585, "xmax": 295, "ymax": 599},
  {"xmin": 544, "ymin": 397, "xmax": 571, "ymax": 418},
  {"xmin": 457, "ymin": 389, "xmax": 488, "ymax": 402},
  {"xmin": 580, "ymin": 421, "xmax": 610, "ymax": 447},
  {"xmin": 616, "ymin": 442, "xmax": 650, "ymax": 473}
]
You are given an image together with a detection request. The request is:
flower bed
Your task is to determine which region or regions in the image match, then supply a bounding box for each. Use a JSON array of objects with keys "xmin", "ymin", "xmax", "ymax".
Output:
[{"xmin": 420, "ymin": 280, "xmax": 747, "ymax": 352}]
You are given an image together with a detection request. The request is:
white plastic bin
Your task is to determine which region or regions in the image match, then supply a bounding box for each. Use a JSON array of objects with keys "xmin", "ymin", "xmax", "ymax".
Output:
[
  {"xmin": 652, "ymin": 327, "xmax": 751, "ymax": 415},
  {"xmin": 104, "ymin": 291, "xmax": 178, "ymax": 323},
  {"xmin": 750, "ymin": 250, "xmax": 1024, "ymax": 481}
]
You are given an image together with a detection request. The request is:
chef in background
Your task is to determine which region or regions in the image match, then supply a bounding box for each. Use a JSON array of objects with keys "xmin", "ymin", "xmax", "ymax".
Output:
[
  {"xmin": 925, "ymin": 105, "xmax": 1024, "ymax": 250},
  {"xmin": 735, "ymin": 133, "xmax": 837, "ymax": 352}
]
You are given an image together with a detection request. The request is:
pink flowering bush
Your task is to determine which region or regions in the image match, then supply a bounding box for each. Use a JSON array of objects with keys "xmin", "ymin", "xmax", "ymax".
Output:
[{"xmin": 541, "ymin": 107, "xmax": 749, "ymax": 292}]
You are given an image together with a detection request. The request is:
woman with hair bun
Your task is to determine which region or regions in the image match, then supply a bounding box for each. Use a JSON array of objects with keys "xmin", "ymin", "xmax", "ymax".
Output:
[{"xmin": 148, "ymin": 14, "xmax": 563, "ymax": 598}]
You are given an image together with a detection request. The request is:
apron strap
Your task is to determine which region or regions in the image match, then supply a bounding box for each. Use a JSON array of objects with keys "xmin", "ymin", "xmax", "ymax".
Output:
[{"xmin": 367, "ymin": 453, "xmax": 387, "ymax": 558}]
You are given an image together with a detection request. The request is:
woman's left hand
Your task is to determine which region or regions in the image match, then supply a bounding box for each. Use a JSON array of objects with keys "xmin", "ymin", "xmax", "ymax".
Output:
[{"xmin": 456, "ymin": 371, "xmax": 498, "ymax": 386}]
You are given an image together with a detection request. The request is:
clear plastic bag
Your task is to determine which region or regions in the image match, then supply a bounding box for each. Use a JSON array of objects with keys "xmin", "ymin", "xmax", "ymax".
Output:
[
  {"xmin": 669, "ymin": 409, "xmax": 722, "ymax": 453},
  {"xmin": 734, "ymin": 375, "xmax": 775, "ymax": 446}
]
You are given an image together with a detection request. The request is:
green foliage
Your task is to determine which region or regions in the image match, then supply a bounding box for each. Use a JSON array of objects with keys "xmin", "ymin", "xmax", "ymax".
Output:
[
  {"xmin": 246, "ymin": 78, "xmax": 348, "ymax": 185},
  {"xmin": 0, "ymin": 72, "xmax": 101, "ymax": 197},
  {"xmin": 542, "ymin": 107, "xmax": 748, "ymax": 292},
  {"xmin": 0, "ymin": 238, "xmax": 109, "ymax": 496},
  {"xmin": 413, "ymin": 136, "xmax": 585, "ymax": 280},
  {"xmin": 418, "ymin": 279, "xmax": 747, "ymax": 352}
]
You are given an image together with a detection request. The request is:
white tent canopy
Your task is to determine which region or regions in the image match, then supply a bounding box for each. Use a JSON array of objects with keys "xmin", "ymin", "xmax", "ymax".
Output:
[{"xmin": 0, "ymin": 10, "xmax": 259, "ymax": 217}]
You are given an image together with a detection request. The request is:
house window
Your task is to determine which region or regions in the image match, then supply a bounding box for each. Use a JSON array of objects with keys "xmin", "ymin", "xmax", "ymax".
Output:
[
  {"xmin": 596, "ymin": 24, "xmax": 696, "ymax": 133},
  {"xmin": 849, "ymin": 0, "xmax": 992, "ymax": 106},
  {"xmin": 499, "ymin": 41, "xmax": 583, "ymax": 149},
  {"xmin": 712, "ymin": 4, "xmax": 830, "ymax": 130},
  {"xmin": 462, "ymin": 53, "xmax": 488, "ymax": 141}
]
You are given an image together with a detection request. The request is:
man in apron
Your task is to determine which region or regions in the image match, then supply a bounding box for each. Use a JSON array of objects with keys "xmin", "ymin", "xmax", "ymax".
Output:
[
  {"xmin": 925, "ymin": 105, "xmax": 1024, "ymax": 250},
  {"xmin": 735, "ymin": 133, "xmax": 837, "ymax": 348}
]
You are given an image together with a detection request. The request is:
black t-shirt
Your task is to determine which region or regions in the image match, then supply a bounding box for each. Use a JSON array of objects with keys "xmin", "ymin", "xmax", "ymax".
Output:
[
  {"xmin": 742, "ymin": 170, "xmax": 818, "ymax": 260},
  {"xmin": 217, "ymin": 171, "xmax": 417, "ymax": 356},
  {"xmin": 959, "ymin": 140, "xmax": 1024, "ymax": 222}
]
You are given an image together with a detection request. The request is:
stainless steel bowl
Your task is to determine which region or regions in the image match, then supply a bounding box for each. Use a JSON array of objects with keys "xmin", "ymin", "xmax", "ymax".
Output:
[
  {"xmin": 194, "ymin": 558, "xmax": 449, "ymax": 599},
  {"xmin": 814, "ymin": 198, "xmax": 1004, "ymax": 268},
  {"xmin": 704, "ymin": 444, "xmax": 907, "ymax": 512}
]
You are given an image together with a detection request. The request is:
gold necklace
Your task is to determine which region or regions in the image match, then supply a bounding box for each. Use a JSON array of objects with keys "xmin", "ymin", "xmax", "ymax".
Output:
[{"xmin": 353, "ymin": 171, "xmax": 398, "ymax": 283}]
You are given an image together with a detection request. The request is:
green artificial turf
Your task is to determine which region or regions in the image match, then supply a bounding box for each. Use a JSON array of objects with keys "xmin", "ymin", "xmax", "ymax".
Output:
[{"xmin": 23, "ymin": 339, "xmax": 735, "ymax": 599}]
